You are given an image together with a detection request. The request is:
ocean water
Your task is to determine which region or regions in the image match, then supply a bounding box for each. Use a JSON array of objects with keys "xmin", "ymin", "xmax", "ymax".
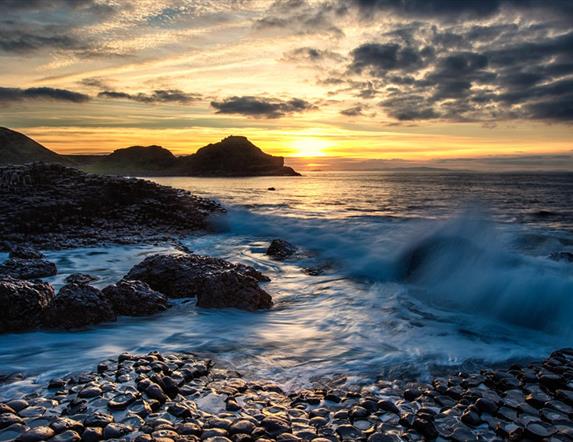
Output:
[{"xmin": 1, "ymin": 171, "xmax": 573, "ymax": 395}]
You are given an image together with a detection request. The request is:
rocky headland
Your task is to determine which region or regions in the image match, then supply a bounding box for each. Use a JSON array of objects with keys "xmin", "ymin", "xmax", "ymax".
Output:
[
  {"xmin": 1, "ymin": 349, "xmax": 573, "ymax": 441},
  {"xmin": 0, "ymin": 162, "xmax": 222, "ymax": 250}
]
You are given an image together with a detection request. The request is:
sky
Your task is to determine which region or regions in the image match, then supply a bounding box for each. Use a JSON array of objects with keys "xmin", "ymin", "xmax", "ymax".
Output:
[{"xmin": 0, "ymin": 0, "xmax": 572, "ymax": 170}]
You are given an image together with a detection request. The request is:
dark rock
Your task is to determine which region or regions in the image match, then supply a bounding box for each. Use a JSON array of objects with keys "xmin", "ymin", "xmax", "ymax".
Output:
[
  {"xmin": 6, "ymin": 400, "xmax": 28, "ymax": 412},
  {"xmin": 9, "ymin": 247, "xmax": 43, "ymax": 260},
  {"xmin": 0, "ymin": 277, "xmax": 54, "ymax": 332},
  {"xmin": 49, "ymin": 430, "xmax": 81, "ymax": 442},
  {"xmin": 0, "ymin": 162, "xmax": 222, "ymax": 250},
  {"xmin": 43, "ymin": 283, "xmax": 116, "ymax": 329},
  {"xmin": 335, "ymin": 424, "xmax": 361, "ymax": 440},
  {"xmin": 15, "ymin": 425, "xmax": 55, "ymax": 442},
  {"xmin": 0, "ymin": 257, "xmax": 57, "ymax": 279},
  {"xmin": 78, "ymin": 385, "xmax": 102, "ymax": 398},
  {"xmin": 461, "ymin": 409, "xmax": 481, "ymax": 427},
  {"xmin": 83, "ymin": 412, "xmax": 113, "ymax": 428},
  {"xmin": 145, "ymin": 383, "xmax": 168, "ymax": 403},
  {"xmin": 0, "ymin": 413, "xmax": 24, "ymax": 429},
  {"xmin": 103, "ymin": 423, "xmax": 132, "ymax": 439},
  {"xmin": 125, "ymin": 253, "xmax": 272, "ymax": 311},
  {"xmin": 525, "ymin": 421, "xmax": 555, "ymax": 438},
  {"xmin": 475, "ymin": 397, "xmax": 498, "ymax": 414},
  {"xmin": 261, "ymin": 416, "xmax": 290, "ymax": 436},
  {"xmin": 107, "ymin": 392, "xmax": 137, "ymax": 410},
  {"xmin": 266, "ymin": 240, "xmax": 297, "ymax": 260},
  {"xmin": 377, "ymin": 399, "xmax": 400, "ymax": 414},
  {"xmin": 64, "ymin": 273, "xmax": 98, "ymax": 285},
  {"xmin": 102, "ymin": 280, "xmax": 168, "ymax": 316},
  {"xmin": 50, "ymin": 417, "xmax": 83, "ymax": 434},
  {"xmin": 80, "ymin": 427, "xmax": 103, "ymax": 442},
  {"xmin": 349, "ymin": 406, "xmax": 369, "ymax": 420}
]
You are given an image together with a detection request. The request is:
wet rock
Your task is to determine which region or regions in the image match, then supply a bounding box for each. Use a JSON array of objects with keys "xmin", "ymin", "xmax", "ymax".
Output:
[
  {"xmin": 50, "ymin": 417, "xmax": 83, "ymax": 434},
  {"xmin": 84, "ymin": 412, "xmax": 114, "ymax": 428},
  {"xmin": 145, "ymin": 383, "xmax": 168, "ymax": 403},
  {"xmin": 50, "ymin": 430, "xmax": 81, "ymax": 442},
  {"xmin": 0, "ymin": 413, "xmax": 24, "ymax": 429},
  {"xmin": 80, "ymin": 427, "xmax": 103, "ymax": 442},
  {"xmin": 349, "ymin": 406, "xmax": 369, "ymax": 420},
  {"xmin": 64, "ymin": 273, "xmax": 98, "ymax": 285},
  {"xmin": 0, "ymin": 424, "xmax": 25, "ymax": 442},
  {"xmin": 0, "ymin": 257, "xmax": 57, "ymax": 280},
  {"xmin": 125, "ymin": 253, "xmax": 272, "ymax": 311},
  {"xmin": 9, "ymin": 247, "xmax": 44, "ymax": 260},
  {"xmin": 335, "ymin": 424, "xmax": 361, "ymax": 440},
  {"xmin": 15, "ymin": 425, "xmax": 55, "ymax": 442},
  {"xmin": 103, "ymin": 423, "xmax": 132, "ymax": 439},
  {"xmin": 102, "ymin": 279, "xmax": 168, "ymax": 316},
  {"xmin": 107, "ymin": 392, "xmax": 138, "ymax": 410},
  {"xmin": 229, "ymin": 420, "xmax": 256, "ymax": 435},
  {"xmin": 43, "ymin": 283, "xmax": 116, "ymax": 329},
  {"xmin": 78, "ymin": 385, "xmax": 102, "ymax": 398},
  {"xmin": 261, "ymin": 416, "xmax": 290, "ymax": 436},
  {"xmin": 266, "ymin": 239, "xmax": 297, "ymax": 260},
  {"xmin": 0, "ymin": 277, "xmax": 54, "ymax": 332}
]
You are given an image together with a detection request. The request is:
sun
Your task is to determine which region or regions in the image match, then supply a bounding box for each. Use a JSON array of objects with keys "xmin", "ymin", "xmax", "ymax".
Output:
[{"xmin": 291, "ymin": 139, "xmax": 330, "ymax": 157}]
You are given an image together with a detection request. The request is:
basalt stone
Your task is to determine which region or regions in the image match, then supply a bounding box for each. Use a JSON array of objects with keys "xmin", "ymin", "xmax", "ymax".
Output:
[
  {"xmin": 145, "ymin": 383, "xmax": 168, "ymax": 403},
  {"xmin": 266, "ymin": 240, "xmax": 297, "ymax": 260},
  {"xmin": 0, "ymin": 257, "xmax": 57, "ymax": 280},
  {"xmin": 7, "ymin": 400, "xmax": 29, "ymax": 411},
  {"xmin": 50, "ymin": 417, "xmax": 83, "ymax": 434},
  {"xmin": 15, "ymin": 425, "xmax": 55, "ymax": 442},
  {"xmin": 125, "ymin": 253, "xmax": 272, "ymax": 311},
  {"xmin": 84, "ymin": 412, "xmax": 114, "ymax": 428},
  {"xmin": 64, "ymin": 273, "xmax": 98, "ymax": 285},
  {"xmin": 475, "ymin": 397, "xmax": 498, "ymax": 414},
  {"xmin": 0, "ymin": 413, "xmax": 24, "ymax": 429},
  {"xmin": 261, "ymin": 417, "xmax": 290, "ymax": 436},
  {"xmin": 81, "ymin": 427, "xmax": 103, "ymax": 442},
  {"xmin": 377, "ymin": 400, "xmax": 400, "ymax": 415},
  {"xmin": 0, "ymin": 277, "xmax": 54, "ymax": 332},
  {"xmin": 103, "ymin": 423, "xmax": 132, "ymax": 439},
  {"xmin": 177, "ymin": 422, "xmax": 202, "ymax": 436},
  {"xmin": 43, "ymin": 284, "xmax": 116, "ymax": 329},
  {"xmin": 349, "ymin": 406, "xmax": 370, "ymax": 420},
  {"xmin": 78, "ymin": 385, "xmax": 102, "ymax": 398},
  {"xmin": 0, "ymin": 424, "xmax": 25, "ymax": 442},
  {"xmin": 108, "ymin": 392, "xmax": 138, "ymax": 410},
  {"xmin": 201, "ymin": 428, "xmax": 228, "ymax": 438},
  {"xmin": 102, "ymin": 280, "xmax": 168, "ymax": 316},
  {"xmin": 525, "ymin": 422, "xmax": 556, "ymax": 439},
  {"xmin": 49, "ymin": 430, "xmax": 81, "ymax": 442},
  {"xmin": 335, "ymin": 424, "xmax": 361, "ymax": 440}
]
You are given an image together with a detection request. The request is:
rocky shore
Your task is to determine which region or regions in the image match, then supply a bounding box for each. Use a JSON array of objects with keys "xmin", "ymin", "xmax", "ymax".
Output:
[
  {"xmin": 0, "ymin": 163, "xmax": 222, "ymax": 250},
  {"xmin": 1, "ymin": 349, "xmax": 573, "ymax": 441}
]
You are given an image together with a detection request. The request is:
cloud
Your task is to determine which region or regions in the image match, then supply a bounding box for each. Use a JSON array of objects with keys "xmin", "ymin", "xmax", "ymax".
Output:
[
  {"xmin": 0, "ymin": 86, "xmax": 90, "ymax": 104},
  {"xmin": 350, "ymin": 42, "xmax": 434, "ymax": 75},
  {"xmin": 0, "ymin": 29, "xmax": 85, "ymax": 53},
  {"xmin": 98, "ymin": 89, "xmax": 201, "ymax": 104},
  {"xmin": 283, "ymin": 47, "xmax": 344, "ymax": 63},
  {"xmin": 211, "ymin": 96, "xmax": 317, "ymax": 118},
  {"xmin": 340, "ymin": 105, "xmax": 365, "ymax": 116},
  {"xmin": 255, "ymin": 0, "xmax": 346, "ymax": 37}
]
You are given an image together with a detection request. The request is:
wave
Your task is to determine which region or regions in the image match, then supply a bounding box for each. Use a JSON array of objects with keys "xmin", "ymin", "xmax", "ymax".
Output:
[{"xmin": 212, "ymin": 207, "xmax": 573, "ymax": 335}]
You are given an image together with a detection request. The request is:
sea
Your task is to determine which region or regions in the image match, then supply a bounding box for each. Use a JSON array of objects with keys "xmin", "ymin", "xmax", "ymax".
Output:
[{"xmin": 1, "ymin": 171, "xmax": 573, "ymax": 396}]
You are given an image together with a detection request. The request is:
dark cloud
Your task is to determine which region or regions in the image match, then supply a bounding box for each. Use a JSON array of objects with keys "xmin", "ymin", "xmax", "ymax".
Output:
[
  {"xmin": 0, "ymin": 28, "xmax": 85, "ymax": 53},
  {"xmin": 98, "ymin": 89, "xmax": 201, "ymax": 104},
  {"xmin": 0, "ymin": 86, "xmax": 90, "ymax": 104},
  {"xmin": 350, "ymin": 43, "xmax": 433, "ymax": 75},
  {"xmin": 211, "ymin": 96, "xmax": 317, "ymax": 118}
]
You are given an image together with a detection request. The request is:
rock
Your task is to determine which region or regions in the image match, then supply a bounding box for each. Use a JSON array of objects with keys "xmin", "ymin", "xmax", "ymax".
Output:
[
  {"xmin": 125, "ymin": 253, "xmax": 272, "ymax": 311},
  {"xmin": 81, "ymin": 427, "xmax": 103, "ymax": 442},
  {"xmin": 64, "ymin": 273, "xmax": 98, "ymax": 285},
  {"xmin": 84, "ymin": 412, "xmax": 113, "ymax": 428},
  {"xmin": 267, "ymin": 187, "xmax": 276, "ymax": 191},
  {"xmin": 0, "ymin": 277, "xmax": 54, "ymax": 332},
  {"xmin": 103, "ymin": 423, "xmax": 132, "ymax": 439},
  {"xmin": 43, "ymin": 284, "xmax": 116, "ymax": 329},
  {"xmin": 49, "ymin": 430, "xmax": 81, "ymax": 442},
  {"xmin": 0, "ymin": 162, "xmax": 222, "ymax": 250},
  {"xmin": 266, "ymin": 239, "xmax": 297, "ymax": 260},
  {"xmin": 15, "ymin": 425, "xmax": 55, "ymax": 442},
  {"xmin": 8, "ymin": 247, "xmax": 43, "ymax": 260},
  {"xmin": 102, "ymin": 280, "xmax": 168, "ymax": 316},
  {"xmin": 261, "ymin": 416, "xmax": 290, "ymax": 436},
  {"xmin": 0, "ymin": 257, "xmax": 57, "ymax": 280},
  {"xmin": 0, "ymin": 413, "xmax": 24, "ymax": 429}
]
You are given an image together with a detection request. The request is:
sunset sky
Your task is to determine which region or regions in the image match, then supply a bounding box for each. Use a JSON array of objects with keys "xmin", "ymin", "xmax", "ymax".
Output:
[{"xmin": 0, "ymin": 0, "xmax": 572, "ymax": 169}]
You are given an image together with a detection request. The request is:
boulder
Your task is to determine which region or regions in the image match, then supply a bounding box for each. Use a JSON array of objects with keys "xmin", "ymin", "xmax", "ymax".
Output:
[
  {"xmin": 0, "ymin": 257, "xmax": 57, "ymax": 279},
  {"xmin": 0, "ymin": 277, "xmax": 54, "ymax": 332},
  {"xmin": 43, "ymin": 284, "xmax": 116, "ymax": 329},
  {"xmin": 266, "ymin": 239, "xmax": 297, "ymax": 260},
  {"xmin": 102, "ymin": 280, "xmax": 168, "ymax": 316},
  {"xmin": 125, "ymin": 253, "xmax": 272, "ymax": 311}
]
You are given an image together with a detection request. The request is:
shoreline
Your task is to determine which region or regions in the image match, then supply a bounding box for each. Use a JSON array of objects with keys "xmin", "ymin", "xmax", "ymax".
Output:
[{"xmin": 1, "ymin": 348, "xmax": 572, "ymax": 441}]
